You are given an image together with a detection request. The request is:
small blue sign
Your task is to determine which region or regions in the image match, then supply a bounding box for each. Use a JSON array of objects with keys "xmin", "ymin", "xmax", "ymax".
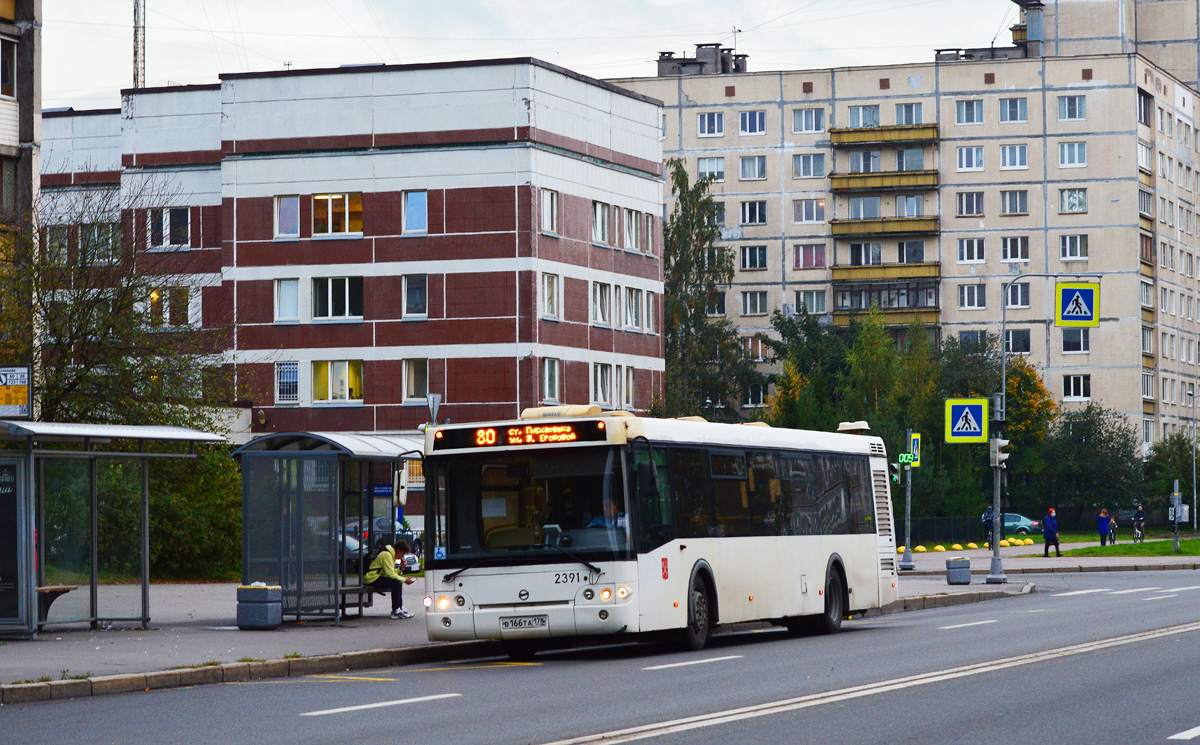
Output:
[
  {"xmin": 434, "ymin": 546, "xmax": 447, "ymax": 560},
  {"xmin": 372, "ymin": 483, "xmax": 392, "ymax": 498}
]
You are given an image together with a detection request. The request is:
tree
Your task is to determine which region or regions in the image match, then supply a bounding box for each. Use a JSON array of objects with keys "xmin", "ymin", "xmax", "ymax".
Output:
[
  {"xmin": 760, "ymin": 307, "xmax": 845, "ymax": 431},
  {"xmin": 658, "ymin": 158, "xmax": 758, "ymax": 419},
  {"xmin": 0, "ymin": 170, "xmax": 232, "ymax": 429},
  {"xmin": 1002, "ymin": 356, "xmax": 1058, "ymax": 515},
  {"xmin": 1041, "ymin": 403, "xmax": 1144, "ymax": 521},
  {"xmin": 1144, "ymin": 431, "xmax": 1194, "ymax": 509}
]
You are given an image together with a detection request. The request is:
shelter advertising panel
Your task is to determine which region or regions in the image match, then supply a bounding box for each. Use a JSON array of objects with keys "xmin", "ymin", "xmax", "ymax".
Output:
[{"xmin": 0, "ymin": 462, "xmax": 19, "ymax": 620}]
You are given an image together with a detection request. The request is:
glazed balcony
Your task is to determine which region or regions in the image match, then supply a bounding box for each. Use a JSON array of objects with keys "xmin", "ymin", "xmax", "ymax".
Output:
[
  {"xmin": 830, "ymin": 215, "xmax": 939, "ymax": 237},
  {"xmin": 831, "ymin": 308, "xmax": 939, "ymax": 327},
  {"xmin": 829, "ymin": 124, "xmax": 939, "ymax": 147},
  {"xmin": 831, "ymin": 261, "xmax": 940, "ymax": 283},
  {"xmin": 830, "ymin": 169, "xmax": 939, "ymax": 193}
]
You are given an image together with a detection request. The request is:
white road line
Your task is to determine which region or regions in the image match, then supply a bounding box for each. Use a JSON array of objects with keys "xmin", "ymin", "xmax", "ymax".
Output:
[
  {"xmin": 1169, "ymin": 723, "xmax": 1200, "ymax": 740},
  {"xmin": 1146, "ymin": 595, "xmax": 1179, "ymax": 601},
  {"xmin": 643, "ymin": 655, "xmax": 743, "ymax": 671},
  {"xmin": 1170, "ymin": 586, "xmax": 1200, "ymax": 592},
  {"xmin": 1052, "ymin": 589, "xmax": 1112, "ymax": 597},
  {"xmin": 1106, "ymin": 587, "xmax": 1162, "ymax": 595},
  {"xmin": 938, "ymin": 620, "xmax": 998, "ymax": 630},
  {"xmin": 301, "ymin": 693, "xmax": 461, "ymax": 716},
  {"xmin": 539, "ymin": 621, "xmax": 1200, "ymax": 745}
]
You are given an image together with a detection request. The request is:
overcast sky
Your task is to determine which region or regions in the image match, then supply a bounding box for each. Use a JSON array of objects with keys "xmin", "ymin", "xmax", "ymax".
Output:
[{"xmin": 46, "ymin": 0, "xmax": 1020, "ymax": 110}]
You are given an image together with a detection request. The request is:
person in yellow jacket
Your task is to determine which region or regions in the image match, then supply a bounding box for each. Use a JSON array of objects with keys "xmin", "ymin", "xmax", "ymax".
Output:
[{"xmin": 365, "ymin": 541, "xmax": 416, "ymax": 619}]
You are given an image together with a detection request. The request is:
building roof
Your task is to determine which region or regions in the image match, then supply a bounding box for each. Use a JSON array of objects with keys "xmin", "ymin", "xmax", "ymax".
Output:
[
  {"xmin": 232, "ymin": 431, "xmax": 424, "ymax": 460},
  {"xmin": 0, "ymin": 420, "xmax": 224, "ymax": 443}
]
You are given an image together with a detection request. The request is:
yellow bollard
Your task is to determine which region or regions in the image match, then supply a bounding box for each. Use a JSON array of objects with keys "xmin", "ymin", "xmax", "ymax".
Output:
[
  {"xmin": 914, "ymin": 545, "xmax": 927, "ymax": 553},
  {"xmin": 1023, "ymin": 538, "xmax": 1035, "ymax": 546},
  {"xmin": 999, "ymin": 539, "xmax": 1010, "ymax": 548},
  {"xmin": 966, "ymin": 542, "xmax": 979, "ymax": 549},
  {"xmin": 897, "ymin": 546, "xmax": 905, "ymax": 554},
  {"xmin": 933, "ymin": 545, "xmax": 946, "ymax": 552},
  {"xmin": 951, "ymin": 544, "xmax": 963, "ymax": 551}
]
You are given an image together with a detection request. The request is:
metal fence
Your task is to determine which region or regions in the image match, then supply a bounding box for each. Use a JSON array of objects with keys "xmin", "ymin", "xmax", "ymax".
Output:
[{"xmin": 893, "ymin": 516, "xmax": 991, "ymax": 547}]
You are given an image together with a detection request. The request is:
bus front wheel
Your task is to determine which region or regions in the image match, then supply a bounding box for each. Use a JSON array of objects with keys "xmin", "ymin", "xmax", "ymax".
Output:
[{"xmin": 681, "ymin": 577, "xmax": 712, "ymax": 651}]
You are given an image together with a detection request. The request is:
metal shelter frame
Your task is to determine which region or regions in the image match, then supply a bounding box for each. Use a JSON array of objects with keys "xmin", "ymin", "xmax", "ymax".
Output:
[
  {"xmin": 0, "ymin": 421, "xmax": 223, "ymax": 638},
  {"xmin": 232, "ymin": 432, "xmax": 423, "ymax": 624}
]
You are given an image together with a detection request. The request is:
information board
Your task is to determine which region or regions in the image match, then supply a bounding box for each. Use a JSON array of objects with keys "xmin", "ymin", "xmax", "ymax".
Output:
[
  {"xmin": 0, "ymin": 366, "xmax": 31, "ymax": 419},
  {"xmin": 0, "ymin": 463, "xmax": 19, "ymax": 621}
]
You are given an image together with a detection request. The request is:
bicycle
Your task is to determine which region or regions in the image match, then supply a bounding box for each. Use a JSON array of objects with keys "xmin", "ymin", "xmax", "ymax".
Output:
[{"xmin": 1133, "ymin": 519, "xmax": 1145, "ymax": 544}]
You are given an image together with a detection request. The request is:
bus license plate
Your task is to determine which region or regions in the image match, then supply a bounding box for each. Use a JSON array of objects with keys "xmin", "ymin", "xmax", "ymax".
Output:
[{"xmin": 501, "ymin": 615, "xmax": 548, "ymax": 630}]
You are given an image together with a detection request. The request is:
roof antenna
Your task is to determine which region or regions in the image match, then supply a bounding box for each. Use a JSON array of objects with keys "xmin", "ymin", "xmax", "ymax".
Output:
[{"xmin": 732, "ymin": 25, "xmax": 741, "ymax": 54}]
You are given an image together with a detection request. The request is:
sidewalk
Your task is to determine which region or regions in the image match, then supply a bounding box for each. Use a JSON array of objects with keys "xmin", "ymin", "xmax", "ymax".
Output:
[{"xmin": 898, "ymin": 541, "xmax": 1200, "ymax": 576}]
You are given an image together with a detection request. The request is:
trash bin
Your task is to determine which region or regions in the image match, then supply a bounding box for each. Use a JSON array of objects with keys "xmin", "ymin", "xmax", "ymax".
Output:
[
  {"xmin": 945, "ymin": 557, "xmax": 971, "ymax": 585},
  {"xmin": 237, "ymin": 584, "xmax": 283, "ymax": 630}
]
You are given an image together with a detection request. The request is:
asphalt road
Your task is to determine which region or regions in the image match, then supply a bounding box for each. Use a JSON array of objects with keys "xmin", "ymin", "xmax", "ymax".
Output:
[{"xmin": 3, "ymin": 571, "xmax": 1199, "ymax": 745}]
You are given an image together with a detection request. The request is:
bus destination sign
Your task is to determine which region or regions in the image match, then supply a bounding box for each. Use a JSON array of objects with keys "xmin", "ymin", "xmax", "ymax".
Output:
[{"xmin": 433, "ymin": 421, "xmax": 610, "ymax": 451}]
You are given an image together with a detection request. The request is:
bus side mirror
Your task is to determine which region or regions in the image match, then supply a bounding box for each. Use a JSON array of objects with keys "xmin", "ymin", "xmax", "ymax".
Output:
[
  {"xmin": 394, "ymin": 465, "xmax": 410, "ymax": 507},
  {"xmin": 638, "ymin": 459, "xmax": 660, "ymax": 498}
]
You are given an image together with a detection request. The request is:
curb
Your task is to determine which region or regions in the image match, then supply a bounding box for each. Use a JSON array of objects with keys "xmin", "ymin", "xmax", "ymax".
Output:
[
  {"xmin": 903, "ymin": 562, "xmax": 1200, "ymax": 577},
  {"xmin": 0, "ymin": 582, "xmax": 1027, "ymax": 706}
]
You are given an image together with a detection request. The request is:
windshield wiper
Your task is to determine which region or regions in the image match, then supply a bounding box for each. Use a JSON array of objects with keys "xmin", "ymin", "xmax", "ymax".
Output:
[
  {"xmin": 442, "ymin": 557, "xmax": 499, "ymax": 583},
  {"xmin": 548, "ymin": 544, "xmax": 603, "ymax": 576}
]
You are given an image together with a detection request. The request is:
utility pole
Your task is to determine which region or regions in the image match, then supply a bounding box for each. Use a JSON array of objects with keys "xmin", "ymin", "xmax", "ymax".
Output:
[
  {"xmin": 900, "ymin": 428, "xmax": 914, "ymax": 571},
  {"xmin": 134, "ymin": 0, "xmax": 145, "ymax": 89}
]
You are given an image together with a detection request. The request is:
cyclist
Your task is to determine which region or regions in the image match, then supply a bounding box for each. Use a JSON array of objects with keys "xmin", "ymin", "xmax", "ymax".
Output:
[{"xmin": 1133, "ymin": 504, "xmax": 1146, "ymax": 543}]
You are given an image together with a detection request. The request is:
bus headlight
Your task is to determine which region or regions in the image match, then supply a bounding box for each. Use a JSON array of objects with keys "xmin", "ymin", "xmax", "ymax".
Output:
[
  {"xmin": 423, "ymin": 596, "xmax": 433, "ymax": 608},
  {"xmin": 600, "ymin": 588, "xmax": 612, "ymax": 601},
  {"xmin": 616, "ymin": 586, "xmax": 630, "ymax": 600},
  {"xmin": 437, "ymin": 596, "xmax": 451, "ymax": 611}
]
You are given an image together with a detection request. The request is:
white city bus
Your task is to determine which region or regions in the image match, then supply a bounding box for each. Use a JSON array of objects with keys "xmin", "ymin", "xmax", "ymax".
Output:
[{"xmin": 422, "ymin": 406, "xmax": 898, "ymax": 657}]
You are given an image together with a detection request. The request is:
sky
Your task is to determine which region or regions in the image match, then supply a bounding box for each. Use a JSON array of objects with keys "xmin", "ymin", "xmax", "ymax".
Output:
[{"xmin": 45, "ymin": 0, "xmax": 1020, "ymax": 110}]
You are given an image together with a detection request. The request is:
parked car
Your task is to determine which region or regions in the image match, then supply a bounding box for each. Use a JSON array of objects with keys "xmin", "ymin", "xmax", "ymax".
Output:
[
  {"xmin": 397, "ymin": 552, "xmax": 420, "ymax": 574},
  {"xmin": 981, "ymin": 512, "xmax": 1041, "ymax": 535},
  {"xmin": 342, "ymin": 518, "xmax": 423, "ymax": 555}
]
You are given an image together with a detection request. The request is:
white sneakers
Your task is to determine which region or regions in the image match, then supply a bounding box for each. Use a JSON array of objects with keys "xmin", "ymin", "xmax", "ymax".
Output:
[{"xmin": 390, "ymin": 608, "xmax": 414, "ymax": 619}]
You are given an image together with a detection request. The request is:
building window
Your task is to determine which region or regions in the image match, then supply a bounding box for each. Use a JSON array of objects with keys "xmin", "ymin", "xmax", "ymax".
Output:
[
  {"xmin": 1063, "ymin": 374, "xmax": 1091, "ymax": 400},
  {"xmin": 743, "ymin": 383, "xmax": 768, "ymax": 408},
  {"xmin": 275, "ymin": 361, "xmax": 299, "ymax": 404},
  {"xmin": 404, "ymin": 274, "xmax": 428, "ymax": 318},
  {"xmin": 1000, "ymin": 190, "xmax": 1028, "ymax": 215},
  {"xmin": 698, "ymin": 157, "xmax": 725, "ymax": 182},
  {"xmin": 895, "ymin": 102, "xmax": 922, "ymax": 125},
  {"xmin": 958, "ymin": 283, "xmax": 986, "ymax": 310},
  {"xmin": 957, "ymin": 192, "xmax": 984, "ymax": 217},
  {"xmin": 743, "ymin": 336, "xmax": 766, "ymax": 362},
  {"xmin": 312, "ymin": 277, "xmax": 364, "ymax": 320},
  {"xmin": 312, "ymin": 360, "xmax": 364, "ymax": 402},
  {"xmin": 1138, "ymin": 190, "xmax": 1154, "ymax": 217},
  {"xmin": 957, "ymin": 237, "xmax": 985, "ymax": 263},
  {"xmin": 1137, "ymin": 89, "xmax": 1154, "ymax": 126},
  {"xmin": 540, "ymin": 189, "xmax": 558, "ymax": 233},
  {"xmin": 848, "ymin": 196, "xmax": 881, "ymax": 219},
  {"xmin": 740, "ymin": 155, "xmax": 767, "ymax": 180},
  {"xmin": 148, "ymin": 286, "xmax": 193, "ymax": 328},
  {"xmin": 711, "ymin": 203, "xmax": 725, "ymax": 227},
  {"xmin": 739, "ymin": 110, "xmax": 766, "ymax": 135},
  {"xmin": 956, "ymin": 99, "xmax": 983, "ymax": 125},
  {"xmin": 1058, "ymin": 95, "xmax": 1086, "ymax": 121},
  {"xmin": 847, "ymin": 105, "xmax": 880, "ymax": 128},
  {"xmin": 741, "ymin": 291, "xmax": 768, "ymax": 315},
  {"xmin": 960, "ymin": 331, "xmax": 983, "ymax": 345},
  {"xmin": 1060, "ymin": 234, "xmax": 1088, "ymax": 260},
  {"xmin": 404, "ymin": 359, "xmax": 428, "ymax": 401},
  {"xmin": 795, "ymin": 243, "xmax": 826, "ymax": 268},
  {"xmin": 1059, "ymin": 188, "xmax": 1087, "ymax": 214},
  {"xmin": 898, "ymin": 240, "xmax": 924, "ymax": 263},
  {"xmin": 275, "ymin": 279, "xmax": 299, "ymax": 322},
  {"xmin": 593, "ymin": 363, "xmax": 614, "ymax": 407},
  {"xmin": 1063, "ymin": 327, "xmax": 1090, "ymax": 353},
  {"xmin": 792, "ymin": 153, "xmax": 825, "ymax": 178},
  {"xmin": 592, "ymin": 282, "xmax": 612, "ymax": 325},
  {"xmin": 793, "ymin": 108, "xmax": 824, "ymax": 133},
  {"xmin": 623, "ymin": 208, "xmax": 643, "ymax": 250},
  {"xmin": 741, "ymin": 245, "xmax": 767, "ymax": 270},
  {"xmin": 313, "ymin": 193, "xmax": 363, "ymax": 235},
  {"xmin": 645, "ymin": 292, "xmax": 656, "ymax": 333},
  {"xmin": 793, "ymin": 198, "xmax": 825, "ymax": 223},
  {"xmin": 1143, "ymin": 418, "xmax": 1155, "ymax": 445},
  {"xmin": 741, "ymin": 200, "xmax": 767, "ymax": 225},
  {"xmin": 1006, "ymin": 282, "xmax": 1030, "ymax": 308},
  {"xmin": 80, "ymin": 223, "xmax": 119, "ymax": 265},
  {"xmin": 275, "ymin": 196, "xmax": 300, "ymax": 238},
  {"xmin": 0, "ymin": 39, "xmax": 14, "ymax": 99},
  {"xmin": 1137, "ymin": 141, "xmax": 1153, "ymax": 172},
  {"xmin": 623, "ymin": 367, "xmax": 636, "ymax": 409},
  {"xmin": 849, "ymin": 150, "xmax": 882, "ymax": 174},
  {"xmin": 999, "ymin": 97, "xmax": 1027, "ymax": 123},
  {"xmin": 1142, "ymin": 370, "xmax": 1155, "ymax": 400},
  {"xmin": 797, "ymin": 289, "xmax": 826, "ymax": 314},
  {"xmin": 897, "ymin": 195, "xmax": 923, "ymax": 218},
  {"xmin": 1005, "ymin": 329, "xmax": 1031, "ymax": 354},
  {"xmin": 1142, "ymin": 326, "xmax": 1154, "ymax": 355},
  {"xmin": 1000, "ymin": 144, "xmax": 1027, "ymax": 169},
  {"xmin": 45, "ymin": 225, "xmax": 68, "ymax": 265},
  {"xmin": 1059, "ymin": 142, "xmax": 1087, "ymax": 168},
  {"xmin": 956, "ymin": 146, "xmax": 984, "ymax": 171},
  {"xmin": 592, "ymin": 201, "xmax": 611, "ymax": 244},
  {"xmin": 850, "ymin": 242, "xmax": 882, "ymax": 266},
  {"xmin": 541, "ymin": 358, "xmax": 559, "ymax": 402},
  {"xmin": 1140, "ymin": 280, "xmax": 1154, "ymax": 308},
  {"xmin": 707, "ymin": 292, "xmax": 726, "ymax": 316},
  {"xmin": 625, "ymin": 287, "xmax": 643, "ymax": 329},
  {"xmin": 1002, "ymin": 236, "xmax": 1029, "ymax": 262},
  {"xmin": 898, "ymin": 148, "xmax": 923, "ymax": 171},
  {"xmin": 698, "ymin": 112, "xmax": 724, "ymax": 137},
  {"xmin": 149, "ymin": 207, "xmax": 189, "ymax": 249}
]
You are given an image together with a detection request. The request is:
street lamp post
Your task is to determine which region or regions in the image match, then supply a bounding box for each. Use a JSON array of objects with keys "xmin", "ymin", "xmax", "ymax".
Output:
[{"xmin": 1192, "ymin": 386, "xmax": 1197, "ymax": 535}]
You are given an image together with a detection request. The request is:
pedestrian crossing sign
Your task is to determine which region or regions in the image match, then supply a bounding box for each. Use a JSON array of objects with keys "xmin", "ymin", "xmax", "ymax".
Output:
[
  {"xmin": 910, "ymin": 432, "xmax": 922, "ymax": 467},
  {"xmin": 944, "ymin": 398, "xmax": 988, "ymax": 443},
  {"xmin": 1055, "ymin": 282, "xmax": 1099, "ymax": 327}
]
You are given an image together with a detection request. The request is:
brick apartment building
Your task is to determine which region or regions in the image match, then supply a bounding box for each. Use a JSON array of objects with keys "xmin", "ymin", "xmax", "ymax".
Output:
[{"xmin": 42, "ymin": 58, "xmax": 665, "ymax": 441}]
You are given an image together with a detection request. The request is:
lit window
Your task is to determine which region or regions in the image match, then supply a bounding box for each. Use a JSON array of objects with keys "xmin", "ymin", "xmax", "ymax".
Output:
[
  {"xmin": 312, "ymin": 193, "xmax": 363, "ymax": 235},
  {"xmin": 312, "ymin": 360, "xmax": 364, "ymax": 402}
]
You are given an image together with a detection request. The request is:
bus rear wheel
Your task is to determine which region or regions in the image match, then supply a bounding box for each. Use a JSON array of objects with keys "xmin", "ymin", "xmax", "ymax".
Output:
[
  {"xmin": 815, "ymin": 568, "xmax": 845, "ymax": 635},
  {"xmin": 681, "ymin": 577, "xmax": 712, "ymax": 651}
]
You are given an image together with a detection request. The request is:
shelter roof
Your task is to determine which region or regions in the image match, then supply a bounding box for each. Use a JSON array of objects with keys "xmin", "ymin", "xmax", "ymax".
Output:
[
  {"xmin": 232, "ymin": 431, "xmax": 423, "ymax": 460},
  {"xmin": 0, "ymin": 420, "xmax": 224, "ymax": 444}
]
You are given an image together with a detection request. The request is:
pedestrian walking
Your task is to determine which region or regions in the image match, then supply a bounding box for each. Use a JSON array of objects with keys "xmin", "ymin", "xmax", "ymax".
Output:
[
  {"xmin": 983, "ymin": 506, "xmax": 994, "ymax": 545},
  {"xmin": 1096, "ymin": 509, "xmax": 1111, "ymax": 547},
  {"xmin": 1043, "ymin": 507, "xmax": 1061, "ymax": 557}
]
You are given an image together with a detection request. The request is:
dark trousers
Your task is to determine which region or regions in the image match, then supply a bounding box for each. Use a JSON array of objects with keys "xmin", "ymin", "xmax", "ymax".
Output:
[
  {"xmin": 369, "ymin": 577, "xmax": 404, "ymax": 612},
  {"xmin": 1044, "ymin": 536, "xmax": 1060, "ymax": 556},
  {"xmin": 1100, "ymin": 534, "xmax": 1108, "ymax": 546}
]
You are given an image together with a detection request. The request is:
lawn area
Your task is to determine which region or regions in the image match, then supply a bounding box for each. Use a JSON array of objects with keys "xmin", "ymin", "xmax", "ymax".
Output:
[{"xmin": 1020, "ymin": 538, "xmax": 1200, "ymax": 557}]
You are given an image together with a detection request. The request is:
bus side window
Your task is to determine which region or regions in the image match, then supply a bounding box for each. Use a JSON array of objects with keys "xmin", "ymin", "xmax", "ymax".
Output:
[
  {"xmin": 845, "ymin": 455, "xmax": 874, "ymax": 534},
  {"xmin": 813, "ymin": 454, "xmax": 849, "ymax": 535},
  {"xmin": 781, "ymin": 453, "xmax": 817, "ymax": 536},
  {"xmin": 710, "ymin": 450, "xmax": 750, "ymax": 537},
  {"xmin": 670, "ymin": 447, "xmax": 711, "ymax": 539},
  {"xmin": 632, "ymin": 444, "xmax": 673, "ymax": 552},
  {"xmin": 748, "ymin": 451, "xmax": 782, "ymax": 536}
]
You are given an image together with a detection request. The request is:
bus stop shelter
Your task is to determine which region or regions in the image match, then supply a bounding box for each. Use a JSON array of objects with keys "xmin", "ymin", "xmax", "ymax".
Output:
[
  {"xmin": 0, "ymin": 421, "xmax": 224, "ymax": 638},
  {"xmin": 232, "ymin": 432, "xmax": 423, "ymax": 623}
]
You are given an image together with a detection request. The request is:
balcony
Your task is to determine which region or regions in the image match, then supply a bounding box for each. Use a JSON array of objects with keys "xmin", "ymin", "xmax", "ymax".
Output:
[
  {"xmin": 832, "ymin": 309, "xmax": 939, "ymax": 327},
  {"xmin": 829, "ymin": 124, "xmax": 939, "ymax": 147},
  {"xmin": 831, "ymin": 261, "xmax": 940, "ymax": 283},
  {"xmin": 830, "ymin": 169, "xmax": 938, "ymax": 193},
  {"xmin": 830, "ymin": 215, "xmax": 939, "ymax": 237}
]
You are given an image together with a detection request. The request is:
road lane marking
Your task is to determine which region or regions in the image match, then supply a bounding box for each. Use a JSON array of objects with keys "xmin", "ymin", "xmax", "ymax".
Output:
[
  {"xmin": 1052, "ymin": 589, "xmax": 1111, "ymax": 597},
  {"xmin": 1170, "ymin": 586, "xmax": 1200, "ymax": 592},
  {"xmin": 1146, "ymin": 595, "xmax": 1179, "ymax": 601},
  {"xmin": 301, "ymin": 693, "xmax": 461, "ymax": 716},
  {"xmin": 1027, "ymin": 609, "xmax": 1054, "ymax": 613},
  {"xmin": 643, "ymin": 655, "xmax": 743, "ymax": 671},
  {"xmin": 1169, "ymin": 723, "xmax": 1200, "ymax": 740},
  {"xmin": 938, "ymin": 620, "xmax": 997, "ymax": 630},
  {"xmin": 1106, "ymin": 587, "xmax": 1162, "ymax": 595},
  {"xmin": 313, "ymin": 674, "xmax": 398, "ymax": 682},
  {"xmin": 539, "ymin": 621, "xmax": 1200, "ymax": 745}
]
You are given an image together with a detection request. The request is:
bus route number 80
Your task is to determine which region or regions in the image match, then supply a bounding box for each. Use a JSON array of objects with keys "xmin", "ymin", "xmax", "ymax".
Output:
[{"xmin": 475, "ymin": 428, "xmax": 498, "ymax": 446}]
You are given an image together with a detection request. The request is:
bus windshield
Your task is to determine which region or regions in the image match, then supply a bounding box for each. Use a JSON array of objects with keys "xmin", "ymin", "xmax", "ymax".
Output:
[{"xmin": 431, "ymin": 446, "xmax": 630, "ymax": 561}]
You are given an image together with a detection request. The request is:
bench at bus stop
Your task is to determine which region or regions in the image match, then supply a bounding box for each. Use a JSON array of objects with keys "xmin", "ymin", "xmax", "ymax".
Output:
[{"xmin": 36, "ymin": 585, "xmax": 78, "ymax": 627}]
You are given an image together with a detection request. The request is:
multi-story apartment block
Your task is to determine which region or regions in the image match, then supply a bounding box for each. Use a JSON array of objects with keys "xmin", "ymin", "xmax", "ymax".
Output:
[
  {"xmin": 613, "ymin": 1, "xmax": 1200, "ymax": 450},
  {"xmin": 1, "ymin": 0, "xmax": 40, "ymax": 238},
  {"xmin": 42, "ymin": 59, "xmax": 664, "ymax": 440}
]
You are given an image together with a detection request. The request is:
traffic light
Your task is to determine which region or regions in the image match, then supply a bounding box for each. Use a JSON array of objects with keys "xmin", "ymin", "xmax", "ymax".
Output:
[
  {"xmin": 890, "ymin": 463, "xmax": 901, "ymax": 484},
  {"xmin": 989, "ymin": 437, "xmax": 1011, "ymax": 468}
]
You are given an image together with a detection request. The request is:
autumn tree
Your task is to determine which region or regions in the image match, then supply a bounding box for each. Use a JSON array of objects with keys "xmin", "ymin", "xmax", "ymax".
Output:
[{"xmin": 760, "ymin": 307, "xmax": 845, "ymax": 431}]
